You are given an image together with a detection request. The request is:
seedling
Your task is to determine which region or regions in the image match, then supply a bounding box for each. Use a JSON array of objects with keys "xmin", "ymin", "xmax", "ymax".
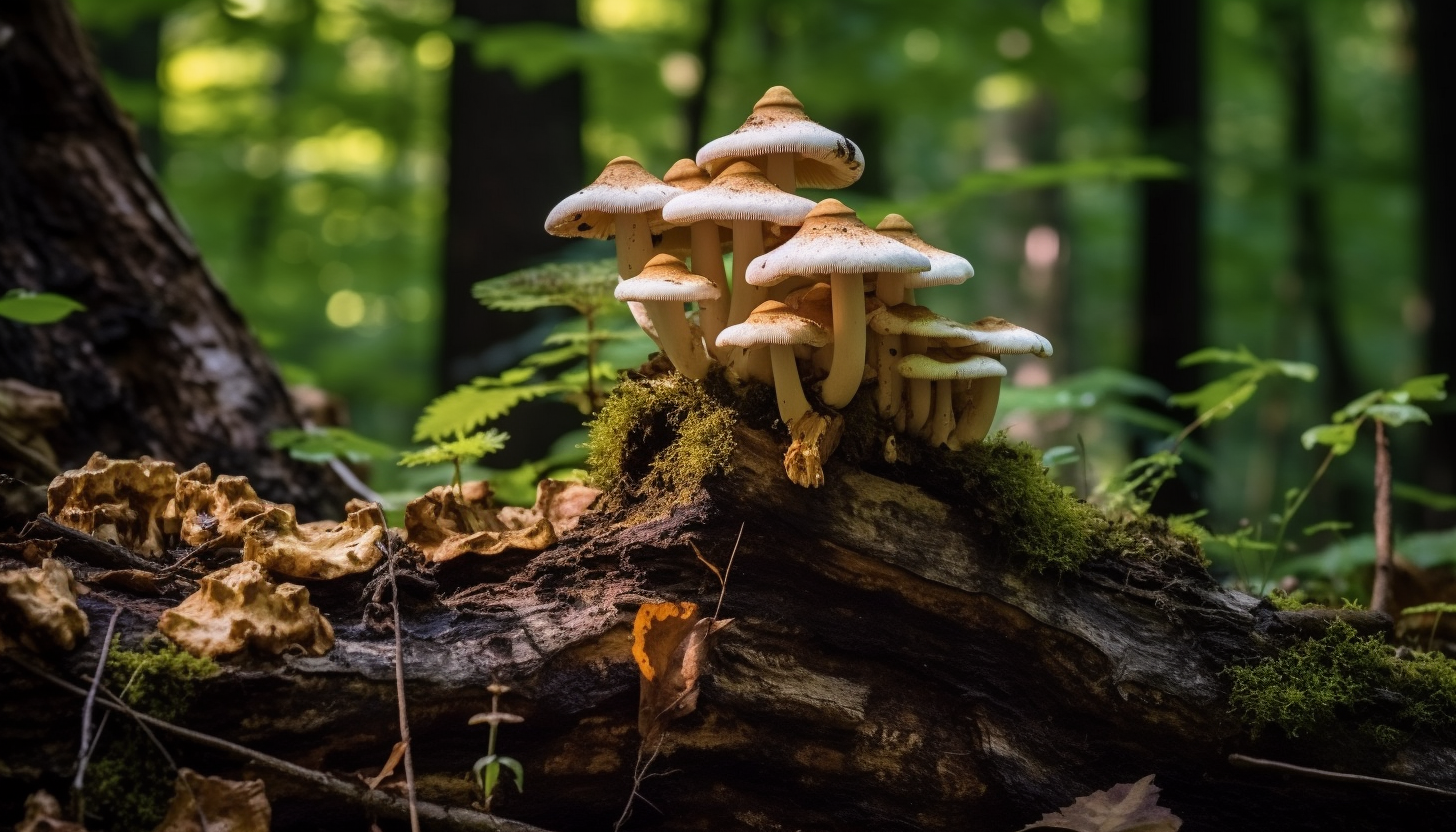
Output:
[{"xmin": 468, "ymin": 683, "xmax": 524, "ymax": 813}]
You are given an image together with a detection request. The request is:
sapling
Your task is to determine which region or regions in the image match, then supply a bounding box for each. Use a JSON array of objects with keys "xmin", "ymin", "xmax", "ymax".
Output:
[{"xmin": 468, "ymin": 683, "xmax": 523, "ymax": 813}]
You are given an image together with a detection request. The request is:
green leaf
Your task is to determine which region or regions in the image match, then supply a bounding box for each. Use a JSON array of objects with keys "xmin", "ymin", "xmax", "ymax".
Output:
[
  {"xmin": 543, "ymin": 328, "xmax": 631, "ymax": 345},
  {"xmin": 399, "ymin": 430, "xmax": 509, "ymax": 468},
  {"xmin": 1168, "ymin": 376, "xmax": 1257, "ymax": 422},
  {"xmin": 1365, "ymin": 403, "xmax": 1431, "ymax": 427},
  {"xmin": 1334, "ymin": 389, "xmax": 1384, "ymax": 423},
  {"xmin": 269, "ymin": 427, "xmax": 396, "ymax": 465},
  {"xmin": 412, "ymin": 377, "xmax": 564, "ymax": 442},
  {"xmin": 1303, "ymin": 520, "xmax": 1353, "ymax": 537},
  {"xmin": 1301, "ymin": 423, "xmax": 1358, "ymax": 455},
  {"xmin": 520, "ymin": 343, "xmax": 589, "ymax": 368},
  {"xmin": 1177, "ymin": 345, "xmax": 1257, "ymax": 368},
  {"xmin": 1402, "ymin": 602, "xmax": 1456, "ymax": 616},
  {"xmin": 473, "ymin": 755, "xmax": 499, "ymax": 799},
  {"xmin": 1269, "ymin": 360, "xmax": 1319, "ymax": 382},
  {"xmin": 473, "ymin": 259, "xmax": 620, "ymax": 316},
  {"xmin": 0, "ymin": 289, "xmax": 86, "ymax": 324},
  {"xmin": 1393, "ymin": 482, "xmax": 1456, "ymax": 512},
  {"xmin": 496, "ymin": 755, "xmax": 524, "ymax": 793},
  {"xmin": 1396, "ymin": 374, "xmax": 1448, "ymax": 402},
  {"xmin": 1040, "ymin": 445, "xmax": 1080, "ymax": 469}
]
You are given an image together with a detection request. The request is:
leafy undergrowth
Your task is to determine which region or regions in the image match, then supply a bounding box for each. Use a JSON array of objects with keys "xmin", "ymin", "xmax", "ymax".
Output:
[{"xmin": 1228, "ymin": 619, "xmax": 1456, "ymax": 744}]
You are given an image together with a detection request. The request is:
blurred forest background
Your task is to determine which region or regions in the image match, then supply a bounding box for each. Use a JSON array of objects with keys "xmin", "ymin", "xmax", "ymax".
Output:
[{"xmin": 68, "ymin": 0, "xmax": 1453, "ymax": 591}]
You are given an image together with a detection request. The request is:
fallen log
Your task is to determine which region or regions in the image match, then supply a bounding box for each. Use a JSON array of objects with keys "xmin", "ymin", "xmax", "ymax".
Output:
[{"xmin": 4, "ymin": 379, "xmax": 1455, "ymax": 831}]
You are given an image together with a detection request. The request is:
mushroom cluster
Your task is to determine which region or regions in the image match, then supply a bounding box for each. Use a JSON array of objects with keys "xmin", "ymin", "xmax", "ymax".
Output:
[{"xmin": 545, "ymin": 86, "xmax": 1051, "ymax": 487}]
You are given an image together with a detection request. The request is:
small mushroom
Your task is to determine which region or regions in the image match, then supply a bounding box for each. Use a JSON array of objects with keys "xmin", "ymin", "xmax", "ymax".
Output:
[
  {"xmin": 615, "ymin": 254, "xmax": 720, "ymax": 380},
  {"xmin": 662, "ymin": 159, "xmax": 733, "ymax": 352},
  {"xmin": 895, "ymin": 351, "xmax": 1007, "ymax": 448},
  {"xmin": 867, "ymin": 304, "xmax": 976, "ymax": 431},
  {"xmin": 158, "ymin": 561, "xmax": 334, "ymax": 659},
  {"xmin": 873, "ymin": 214, "xmax": 974, "ymax": 306},
  {"xmin": 696, "ymin": 85, "xmax": 865, "ymax": 192},
  {"xmin": 747, "ymin": 199, "xmax": 930, "ymax": 409},
  {"xmin": 948, "ymin": 317, "xmax": 1053, "ymax": 445}
]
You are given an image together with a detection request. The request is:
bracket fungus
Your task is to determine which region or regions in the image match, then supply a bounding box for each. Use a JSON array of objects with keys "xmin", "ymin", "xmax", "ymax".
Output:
[
  {"xmin": 696, "ymin": 85, "xmax": 865, "ymax": 192},
  {"xmin": 240, "ymin": 500, "xmax": 387, "ymax": 581},
  {"xmin": 403, "ymin": 481, "xmax": 556, "ymax": 564},
  {"xmin": 47, "ymin": 453, "xmax": 179, "ymax": 559},
  {"xmin": 0, "ymin": 558, "xmax": 88, "ymax": 653},
  {"xmin": 158, "ymin": 560, "xmax": 334, "ymax": 659}
]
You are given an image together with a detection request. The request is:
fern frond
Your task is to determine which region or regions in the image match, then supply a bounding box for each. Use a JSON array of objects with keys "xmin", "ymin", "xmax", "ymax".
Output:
[
  {"xmin": 521, "ymin": 343, "xmax": 589, "ymax": 368},
  {"xmin": 473, "ymin": 259, "xmax": 619, "ymax": 316},
  {"xmin": 399, "ymin": 429, "xmax": 510, "ymax": 468},
  {"xmin": 542, "ymin": 329, "xmax": 631, "ymax": 346},
  {"xmin": 412, "ymin": 379, "xmax": 566, "ymax": 442}
]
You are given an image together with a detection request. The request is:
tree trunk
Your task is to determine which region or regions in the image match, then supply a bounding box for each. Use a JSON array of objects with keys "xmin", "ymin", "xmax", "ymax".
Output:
[
  {"xmin": 0, "ymin": 0, "xmax": 350, "ymax": 519},
  {"xmin": 4, "ymin": 409, "xmax": 1451, "ymax": 831}
]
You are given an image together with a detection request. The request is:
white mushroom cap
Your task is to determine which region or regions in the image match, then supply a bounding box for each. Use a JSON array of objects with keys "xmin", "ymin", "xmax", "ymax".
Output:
[
  {"xmin": 614, "ymin": 254, "xmax": 721, "ymax": 303},
  {"xmin": 950, "ymin": 317, "xmax": 1053, "ymax": 357},
  {"xmin": 717, "ymin": 300, "xmax": 830, "ymax": 349},
  {"xmin": 875, "ymin": 214, "xmax": 974, "ymax": 288},
  {"xmin": 544, "ymin": 157, "xmax": 682, "ymax": 239},
  {"xmin": 866, "ymin": 304, "xmax": 975, "ymax": 340},
  {"xmin": 696, "ymin": 86, "xmax": 865, "ymax": 189},
  {"xmin": 746, "ymin": 199, "xmax": 930, "ymax": 287},
  {"xmin": 895, "ymin": 351, "xmax": 1007, "ymax": 381},
  {"xmin": 662, "ymin": 161, "xmax": 816, "ymax": 227}
]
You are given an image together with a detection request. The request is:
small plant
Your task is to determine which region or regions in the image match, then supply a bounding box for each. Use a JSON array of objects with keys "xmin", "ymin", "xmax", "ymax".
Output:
[
  {"xmin": 469, "ymin": 682, "xmax": 524, "ymax": 813},
  {"xmin": 398, "ymin": 428, "xmax": 509, "ymax": 493},
  {"xmin": 0, "ymin": 288, "xmax": 85, "ymax": 324},
  {"xmin": 269, "ymin": 426, "xmax": 396, "ymax": 466}
]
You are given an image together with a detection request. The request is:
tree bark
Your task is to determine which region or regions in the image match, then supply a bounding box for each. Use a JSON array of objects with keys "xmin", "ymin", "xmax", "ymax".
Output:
[
  {"xmin": 0, "ymin": 0, "xmax": 350, "ymax": 519},
  {"xmin": 4, "ymin": 417, "xmax": 1451, "ymax": 831}
]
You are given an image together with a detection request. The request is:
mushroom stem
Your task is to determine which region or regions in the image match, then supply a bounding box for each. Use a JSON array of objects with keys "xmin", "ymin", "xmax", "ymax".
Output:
[
  {"xmin": 954, "ymin": 375, "xmax": 1003, "ymax": 445},
  {"xmin": 903, "ymin": 334, "xmax": 930, "ymax": 433},
  {"xmin": 821, "ymin": 273, "xmax": 866, "ymax": 408},
  {"xmin": 726, "ymin": 221, "xmax": 773, "ymax": 383},
  {"xmin": 929, "ymin": 379, "xmax": 956, "ymax": 447},
  {"xmin": 691, "ymin": 221, "xmax": 730, "ymax": 360},
  {"xmin": 876, "ymin": 272, "xmax": 907, "ymax": 306},
  {"xmin": 769, "ymin": 344, "xmax": 812, "ymax": 425},
  {"xmin": 763, "ymin": 152, "xmax": 796, "ymax": 192},
  {"xmin": 613, "ymin": 213, "xmax": 662, "ymax": 346},
  {"xmin": 642, "ymin": 300, "xmax": 709, "ymax": 380},
  {"xmin": 875, "ymin": 333, "xmax": 904, "ymax": 419}
]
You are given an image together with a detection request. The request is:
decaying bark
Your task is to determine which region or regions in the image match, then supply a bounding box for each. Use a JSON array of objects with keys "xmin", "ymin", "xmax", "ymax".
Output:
[
  {"xmin": 3, "ymin": 419, "xmax": 1454, "ymax": 831},
  {"xmin": 0, "ymin": 0, "xmax": 349, "ymax": 518}
]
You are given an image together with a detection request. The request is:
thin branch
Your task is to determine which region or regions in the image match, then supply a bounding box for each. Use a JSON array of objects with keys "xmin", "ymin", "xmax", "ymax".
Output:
[
  {"xmin": 70, "ymin": 605, "xmax": 120, "ymax": 820},
  {"xmin": 712, "ymin": 522, "xmax": 744, "ymax": 622},
  {"xmin": 612, "ymin": 738, "xmax": 664, "ymax": 832},
  {"xmin": 1228, "ymin": 754, "xmax": 1456, "ymax": 799},
  {"xmin": 6, "ymin": 655, "xmax": 558, "ymax": 832},
  {"xmin": 383, "ymin": 537, "xmax": 421, "ymax": 832}
]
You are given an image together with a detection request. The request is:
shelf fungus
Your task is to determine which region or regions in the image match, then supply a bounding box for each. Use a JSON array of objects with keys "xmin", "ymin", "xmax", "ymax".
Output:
[
  {"xmin": 0, "ymin": 558, "xmax": 88, "ymax": 653},
  {"xmin": 403, "ymin": 481, "xmax": 557, "ymax": 564},
  {"xmin": 240, "ymin": 500, "xmax": 387, "ymax": 581},
  {"xmin": 46, "ymin": 453, "xmax": 180, "ymax": 559},
  {"xmin": 159, "ymin": 560, "xmax": 334, "ymax": 659}
]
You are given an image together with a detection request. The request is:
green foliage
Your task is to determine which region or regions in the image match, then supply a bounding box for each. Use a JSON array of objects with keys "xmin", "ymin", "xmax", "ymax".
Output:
[
  {"xmin": 0, "ymin": 289, "xmax": 86, "ymax": 324},
  {"xmin": 1169, "ymin": 346, "xmax": 1317, "ymax": 428},
  {"xmin": 398, "ymin": 429, "xmax": 509, "ymax": 468},
  {"xmin": 411, "ymin": 369, "xmax": 566, "ymax": 443},
  {"xmin": 269, "ymin": 426, "xmax": 396, "ymax": 464},
  {"xmin": 104, "ymin": 638, "xmax": 218, "ymax": 720},
  {"xmin": 1227, "ymin": 619, "xmax": 1456, "ymax": 741},
  {"xmin": 469, "ymin": 685, "xmax": 524, "ymax": 813},
  {"xmin": 1393, "ymin": 482, "xmax": 1456, "ymax": 512},
  {"xmin": 1301, "ymin": 375, "xmax": 1448, "ymax": 456},
  {"xmin": 997, "ymin": 368, "xmax": 1180, "ymax": 434},
  {"xmin": 472, "ymin": 259, "xmax": 620, "ymax": 316}
]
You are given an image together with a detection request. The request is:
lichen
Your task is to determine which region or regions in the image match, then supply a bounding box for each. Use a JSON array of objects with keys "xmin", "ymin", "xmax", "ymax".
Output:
[
  {"xmin": 1227, "ymin": 618, "xmax": 1456, "ymax": 742},
  {"xmin": 586, "ymin": 375, "xmax": 736, "ymax": 517},
  {"xmin": 86, "ymin": 640, "xmax": 218, "ymax": 831}
]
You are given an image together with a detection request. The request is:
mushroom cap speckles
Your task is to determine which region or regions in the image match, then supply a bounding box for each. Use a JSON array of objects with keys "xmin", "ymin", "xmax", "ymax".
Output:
[
  {"xmin": 874, "ymin": 213, "xmax": 974, "ymax": 288},
  {"xmin": 662, "ymin": 161, "xmax": 816, "ymax": 226},
  {"xmin": 696, "ymin": 86, "xmax": 865, "ymax": 189},
  {"xmin": 950, "ymin": 317, "xmax": 1054, "ymax": 357},
  {"xmin": 866, "ymin": 304, "xmax": 974, "ymax": 340},
  {"xmin": 544, "ymin": 156, "xmax": 682, "ymax": 239},
  {"xmin": 746, "ymin": 199, "xmax": 930, "ymax": 286},
  {"xmin": 894, "ymin": 351, "xmax": 1007, "ymax": 381},
  {"xmin": 614, "ymin": 254, "xmax": 721, "ymax": 303},
  {"xmin": 663, "ymin": 158, "xmax": 711, "ymax": 191},
  {"xmin": 716, "ymin": 300, "xmax": 831, "ymax": 349}
]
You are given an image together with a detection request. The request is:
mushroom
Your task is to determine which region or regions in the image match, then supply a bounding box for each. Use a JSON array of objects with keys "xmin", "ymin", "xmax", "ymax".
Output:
[
  {"xmin": 949, "ymin": 317, "xmax": 1054, "ymax": 446},
  {"xmin": 662, "ymin": 159, "xmax": 732, "ymax": 352},
  {"xmin": 158, "ymin": 561, "xmax": 334, "ymax": 659},
  {"xmin": 717, "ymin": 300, "xmax": 842, "ymax": 488},
  {"xmin": 615, "ymin": 254, "xmax": 720, "ymax": 380},
  {"xmin": 866, "ymin": 304, "xmax": 976, "ymax": 431},
  {"xmin": 873, "ymin": 214, "xmax": 974, "ymax": 306},
  {"xmin": 747, "ymin": 199, "xmax": 930, "ymax": 409},
  {"xmin": 696, "ymin": 85, "xmax": 865, "ymax": 193},
  {"xmin": 895, "ymin": 351, "xmax": 1007, "ymax": 448}
]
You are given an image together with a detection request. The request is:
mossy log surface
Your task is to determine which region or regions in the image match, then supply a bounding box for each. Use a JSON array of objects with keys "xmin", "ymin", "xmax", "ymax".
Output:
[{"xmin": 5, "ymin": 415, "xmax": 1456, "ymax": 831}]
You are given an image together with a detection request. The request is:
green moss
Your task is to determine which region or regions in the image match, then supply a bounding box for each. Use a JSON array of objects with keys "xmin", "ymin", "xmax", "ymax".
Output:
[
  {"xmin": 586, "ymin": 375, "xmax": 736, "ymax": 516},
  {"xmin": 85, "ymin": 640, "xmax": 217, "ymax": 831},
  {"xmin": 1227, "ymin": 619, "xmax": 1456, "ymax": 742},
  {"xmin": 1266, "ymin": 588, "xmax": 1316, "ymax": 611},
  {"xmin": 1098, "ymin": 513, "xmax": 1207, "ymax": 567}
]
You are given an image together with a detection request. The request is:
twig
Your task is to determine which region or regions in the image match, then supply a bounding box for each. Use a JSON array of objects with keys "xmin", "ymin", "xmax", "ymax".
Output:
[
  {"xmin": 382, "ymin": 537, "xmax": 421, "ymax": 832},
  {"xmin": 5, "ymin": 655, "xmax": 557, "ymax": 832},
  {"xmin": 1228, "ymin": 753, "xmax": 1456, "ymax": 799},
  {"xmin": 612, "ymin": 738, "xmax": 664, "ymax": 832},
  {"xmin": 69, "ymin": 606, "xmax": 120, "ymax": 820},
  {"xmin": 712, "ymin": 522, "xmax": 743, "ymax": 622},
  {"xmin": 23, "ymin": 514, "xmax": 161, "ymax": 573},
  {"xmin": 1371, "ymin": 419, "xmax": 1394, "ymax": 614}
]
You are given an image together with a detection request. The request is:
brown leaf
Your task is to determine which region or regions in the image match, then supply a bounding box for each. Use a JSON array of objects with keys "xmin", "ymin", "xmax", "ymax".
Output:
[
  {"xmin": 14, "ymin": 790, "xmax": 87, "ymax": 832},
  {"xmin": 158, "ymin": 561, "xmax": 333, "ymax": 658},
  {"xmin": 1019, "ymin": 775, "xmax": 1181, "ymax": 832},
  {"xmin": 91, "ymin": 568, "xmax": 163, "ymax": 596},
  {"xmin": 153, "ymin": 769, "xmax": 270, "ymax": 832},
  {"xmin": 632, "ymin": 601, "xmax": 732, "ymax": 745},
  {"xmin": 365, "ymin": 740, "xmax": 409, "ymax": 790},
  {"xmin": 0, "ymin": 539, "xmax": 58, "ymax": 566}
]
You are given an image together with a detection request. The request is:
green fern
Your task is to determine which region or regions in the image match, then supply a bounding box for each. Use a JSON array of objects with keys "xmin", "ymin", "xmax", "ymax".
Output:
[
  {"xmin": 472, "ymin": 259, "xmax": 619, "ymax": 316},
  {"xmin": 412, "ymin": 373, "xmax": 569, "ymax": 443},
  {"xmin": 399, "ymin": 430, "xmax": 509, "ymax": 467}
]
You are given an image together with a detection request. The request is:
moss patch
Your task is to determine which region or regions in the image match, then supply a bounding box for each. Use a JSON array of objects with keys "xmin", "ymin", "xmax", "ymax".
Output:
[
  {"xmin": 86, "ymin": 639, "xmax": 217, "ymax": 831},
  {"xmin": 1228, "ymin": 618, "xmax": 1456, "ymax": 742},
  {"xmin": 587, "ymin": 375, "xmax": 737, "ymax": 517}
]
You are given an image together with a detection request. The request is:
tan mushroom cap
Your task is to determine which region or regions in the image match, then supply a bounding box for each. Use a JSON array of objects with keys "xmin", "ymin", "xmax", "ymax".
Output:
[
  {"xmin": 696, "ymin": 86, "xmax": 865, "ymax": 189},
  {"xmin": 544, "ymin": 156, "xmax": 682, "ymax": 240},
  {"xmin": 895, "ymin": 351, "xmax": 1007, "ymax": 381},
  {"xmin": 783, "ymin": 282, "xmax": 836, "ymax": 330},
  {"xmin": 663, "ymin": 158, "xmax": 712, "ymax": 191},
  {"xmin": 875, "ymin": 214, "xmax": 975, "ymax": 288},
  {"xmin": 717, "ymin": 300, "xmax": 830, "ymax": 349},
  {"xmin": 746, "ymin": 199, "xmax": 931, "ymax": 287},
  {"xmin": 867, "ymin": 303, "xmax": 975, "ymax": 340},
  {"xmin": 662, "ymin": 161, "xmax": 816, "ymax": 227},
  {"xmin": 949, "ymin": 317, "xmax": 1054, "ymax": 356},
  {"xmin": 614, "ymin": 253, "xmax": 722, "ymax": 303}
]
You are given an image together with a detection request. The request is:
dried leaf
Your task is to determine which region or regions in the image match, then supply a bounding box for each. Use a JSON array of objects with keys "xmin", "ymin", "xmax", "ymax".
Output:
[
  {"xmin": 0, "ymin": 538, "xmax": 58, "ymax": 566},
  {"xmin": 632, "ymin": 601, "xmax": 732, "ymax": 745},
  {"xmin": 365, "ymin": 740, "xmax": 409, "ymax": 790},
  {"xmin": 158, "ymin": 561, "xmax": 333, "ymax": 658},
  {"xmin": 0, "ymin": 558, "xmax": 88, "ymax": 652},
  {"xmin": 0, "ymin": 379, "xmax": 66, "ymax": 480},
  {"xmin": 91, "ymin": 569, "xmax": 163, "ymax": 596},
  {"xmin": 153, "ymin": 769, "xmax": 270, "ymax": 832},
  {"xmin": 1019, "ymin": 774, "xmax": 1181, "ymax": 832},
  {"xmin": 14, "ymin": 790, "xmax": 87, "ymax": 832}
]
